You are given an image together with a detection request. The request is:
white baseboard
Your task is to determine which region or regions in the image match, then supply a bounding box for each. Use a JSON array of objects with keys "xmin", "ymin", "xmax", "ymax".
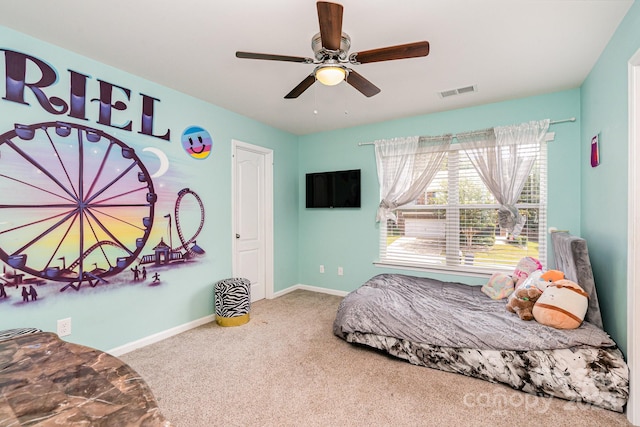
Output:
[
  {"xmin": 270, "ymin": 284, "xmax": 348, "ymax": 299},
  {"xmin": 108, "ymin": 314, "xmax": 215, "ymax": 357}
]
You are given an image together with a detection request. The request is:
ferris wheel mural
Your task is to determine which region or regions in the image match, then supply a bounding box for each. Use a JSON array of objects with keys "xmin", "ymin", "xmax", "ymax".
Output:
[{"xmin": 0, "ymin": 121, "xmax": 159, "ymax": 291}]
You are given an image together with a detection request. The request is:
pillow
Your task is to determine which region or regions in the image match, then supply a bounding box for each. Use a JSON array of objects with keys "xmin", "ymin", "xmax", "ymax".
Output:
[
  {"xmin": 550, "ymin": 232, "xmax": 603, "ymax": 329},
  {"xmin": 482, "ymin": 273, "xmax": 514, "ymax": 299},
  {"xmin": 512, "ymin": 256, "xmax": 542, "ymax": 287},
  {"xmin": 532, "ymin": 279, "xmax": 589, "ymax": 329}
]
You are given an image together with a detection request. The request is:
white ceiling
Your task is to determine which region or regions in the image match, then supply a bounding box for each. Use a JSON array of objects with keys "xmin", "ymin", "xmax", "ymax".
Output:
[{"xmin": 0, "ymin": 1, "xmax": 633, "ymax": 135}]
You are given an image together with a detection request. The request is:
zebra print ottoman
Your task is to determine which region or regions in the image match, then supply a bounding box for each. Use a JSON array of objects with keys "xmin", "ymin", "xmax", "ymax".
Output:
[{"xmin": 214, "ymin": 278, "xmax": 251, "ymax": 327}]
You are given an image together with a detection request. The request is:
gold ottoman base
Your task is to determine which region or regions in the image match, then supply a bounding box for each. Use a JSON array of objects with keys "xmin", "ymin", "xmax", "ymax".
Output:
[{"xmin": 215, "ymin": 313, "xmax": 250, "ymax": 327}]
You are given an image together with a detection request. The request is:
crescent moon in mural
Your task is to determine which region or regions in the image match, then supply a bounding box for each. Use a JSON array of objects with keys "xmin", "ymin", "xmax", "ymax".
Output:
[{"xmin": 143, "ymin": 147, "xmax": 170, "ymax": 178}]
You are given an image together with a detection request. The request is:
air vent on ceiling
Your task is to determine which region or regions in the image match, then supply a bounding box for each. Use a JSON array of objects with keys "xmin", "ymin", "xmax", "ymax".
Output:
[{"xmin": 438, "ymin": 85, "xmax": 477, "ymax": 98}]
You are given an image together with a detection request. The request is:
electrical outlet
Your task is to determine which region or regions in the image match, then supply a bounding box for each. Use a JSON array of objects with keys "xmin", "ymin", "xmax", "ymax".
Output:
[
  {"xmin": 319, "ymin": 265, "xmax": 325, "ymax": 273},
  {"xmin": 57, "ymin": 318, "xmax": 71, "ymax": 337},
  {"xmin": 338, "ymin": 267, "xmax": 344, "ymax": 276}
]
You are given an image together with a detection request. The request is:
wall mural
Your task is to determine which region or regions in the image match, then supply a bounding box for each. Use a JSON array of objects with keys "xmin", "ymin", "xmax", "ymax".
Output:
[{"xmin": 0, "ymin": 49, "xmax": 211, "ymax": 306}]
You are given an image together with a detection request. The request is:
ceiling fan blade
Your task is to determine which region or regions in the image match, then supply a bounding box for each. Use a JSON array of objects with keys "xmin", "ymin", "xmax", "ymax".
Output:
[
  {"xmin": 236, "ymin": 51, "xmax": 313, "ymax": 63},
  {"xmin": 346, "ymin": 70, "xmax": 380, "ymax": 97},
  {"xmin": 285, "ymin": 74, "xmax": 316, "ymax": 99},
  {"xmin": 350, "ymin": 41, "xmax": 430, "ymax": 64},
  {"xmin": 317, "ymin": 1, "xmax": 343, "ymax": 51}
]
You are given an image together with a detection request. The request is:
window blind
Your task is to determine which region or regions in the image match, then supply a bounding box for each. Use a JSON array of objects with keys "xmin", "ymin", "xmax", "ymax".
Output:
[{"xmin": 379, "ymin": 141, "xmax": 547, "ymax": 274}]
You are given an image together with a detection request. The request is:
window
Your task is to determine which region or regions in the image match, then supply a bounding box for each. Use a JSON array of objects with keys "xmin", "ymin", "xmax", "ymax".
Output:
[{"xmin": 378, "ymin": 140, "xmax": 547, "ymax": 274}]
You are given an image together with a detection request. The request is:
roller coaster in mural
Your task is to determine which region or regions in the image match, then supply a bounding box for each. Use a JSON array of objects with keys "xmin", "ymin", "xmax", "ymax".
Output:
[
  {"xmin": 0, "ymin": 121, "xmax": 205, "ymax": 292},
  {"xmin": 138, "ymin": 187, "xmax": 205, "ymax": 265}
]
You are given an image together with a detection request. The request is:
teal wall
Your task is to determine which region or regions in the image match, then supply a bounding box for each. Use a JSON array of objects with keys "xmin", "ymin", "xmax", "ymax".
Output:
[
  {"xmin": 0, "ymin": 27, "xmax": 299, "ymax": 351},
  {"xmin": 580, "ymin": 0, "xmax": 640, "ymax": 355},
  {"xmin": 2, "ymin": 2, "xmax": 637, "ymax": 356},
  {"xmin": 296, "ymin": 1, "xmax": 640, "ymax": 356},
  {"xmin": 298, "ymin": 90, "xmax": 582, "ymax": 291}
]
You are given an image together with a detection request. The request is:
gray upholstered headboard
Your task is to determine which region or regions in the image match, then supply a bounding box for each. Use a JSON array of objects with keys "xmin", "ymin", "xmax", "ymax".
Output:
[{"xmin": 551, "ymin": 231, "xmax": 604, "ymax": 329}]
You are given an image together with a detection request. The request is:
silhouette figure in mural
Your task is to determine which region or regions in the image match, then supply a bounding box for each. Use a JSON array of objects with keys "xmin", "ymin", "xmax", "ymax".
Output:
[
  {"xmin": 0, "ymin": 283, "xmax": 7, "ymax": 298},
  {"xmin": 152, "ymin": 272, "xmax": 160, "ymax": 283},
  {"xmin": 21, "ymin": 286, "xmax": 29, "ymax": 302},
  {"xmin": 142, "ymin": 266, "xmax": 147, "ymax": 280},
  {"xmin": 131, "ymin": 265, "xmax": 140, "ymax": 281},
  {"xmin": 29, "ymin": 285, "xmax": 37, "ymax": 301}
]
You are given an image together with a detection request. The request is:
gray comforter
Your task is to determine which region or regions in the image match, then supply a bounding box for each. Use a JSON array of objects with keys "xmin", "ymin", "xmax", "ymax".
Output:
[{"xmin": 333, "ymin": 273, "xmax": 616, "ymax": 351}]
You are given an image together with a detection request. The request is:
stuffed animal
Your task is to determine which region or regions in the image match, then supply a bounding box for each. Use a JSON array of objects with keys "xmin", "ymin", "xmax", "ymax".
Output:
[
  {"xmin": 483, "ymin": 256, "xmax": 544, "ymax": 301},
  {"xmin": 518, "ymin": 269, "xmax": 565, "ymax": 293},
  {"xmin": 538, "ymin": 270, "xmax": 565, "ymax": 291},
  {"xmin": 481, "ymin": 272, "xmax": 515, "ymax": 299},
  {"xmin": 512, "ymin": 256, "xmax": 543, "ymax": 287},
  {"xmin": 532, "ymin": 279, "xmax": 589, "ymax": 329},
  {"xmin": 506, "ymin": 286, "xmax": 542, "ymax": 321}
]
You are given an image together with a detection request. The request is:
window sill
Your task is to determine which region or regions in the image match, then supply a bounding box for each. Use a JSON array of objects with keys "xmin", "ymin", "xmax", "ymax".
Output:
[{"xmin": 373, "ymin": 260, "xmax": 512, "ymax": 279}]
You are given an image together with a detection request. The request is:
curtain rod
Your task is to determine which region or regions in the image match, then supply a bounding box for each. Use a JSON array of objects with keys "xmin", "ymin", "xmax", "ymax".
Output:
[
  {"xmin": 357, "ymin": 117, "xmax": 576, "ymax": 146},
  {"xmin": 549, "ymin": 117, "xmax": 576, "ymax": 125}
]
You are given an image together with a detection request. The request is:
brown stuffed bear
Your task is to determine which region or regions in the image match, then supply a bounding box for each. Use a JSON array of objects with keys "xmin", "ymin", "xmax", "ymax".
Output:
[{"xmin": 506, "ymin": 286, "xmax": 542, "ymax": 321}]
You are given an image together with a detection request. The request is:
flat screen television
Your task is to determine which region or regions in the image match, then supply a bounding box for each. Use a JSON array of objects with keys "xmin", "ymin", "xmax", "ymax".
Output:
[{"xmin": 306, "ymin": 169, "xmax": 361, "ymax": 208}]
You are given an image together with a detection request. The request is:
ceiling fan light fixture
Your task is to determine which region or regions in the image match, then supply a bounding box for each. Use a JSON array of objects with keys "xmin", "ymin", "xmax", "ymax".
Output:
[{"xmin": 315, "ymin": 65, "xmax": 346, "ymax": 86}]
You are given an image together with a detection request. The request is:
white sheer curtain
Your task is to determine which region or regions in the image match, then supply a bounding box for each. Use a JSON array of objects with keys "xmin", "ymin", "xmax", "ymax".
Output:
[
  {"xmin": 457, "ymin": 119, "xmax": 550, "ymax": 237},
  {"xmin": 375, "ymin": 135, "xmax": 452, "ymax": 222}
]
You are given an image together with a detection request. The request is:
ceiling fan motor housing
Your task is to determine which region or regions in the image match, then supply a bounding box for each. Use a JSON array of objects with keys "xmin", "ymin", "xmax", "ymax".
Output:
[{"xmin": 312, "ymin": 32, "xmax": 351, "ymax": 61}]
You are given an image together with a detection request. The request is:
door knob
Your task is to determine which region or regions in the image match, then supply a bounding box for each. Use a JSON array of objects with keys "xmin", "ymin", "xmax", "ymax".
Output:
[{"xmin": 236, "ymin": 234, "xmax": 240, "ymax": 239}]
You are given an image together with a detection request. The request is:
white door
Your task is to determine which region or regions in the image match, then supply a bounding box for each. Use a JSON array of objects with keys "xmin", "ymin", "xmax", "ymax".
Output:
[
  {"xmin": 232, "ymin": 140, "xmax": 273, "ymax": 302},
  {"xmin": 626, "ymin": 48, "xmax": 640, "ymax": 425}
]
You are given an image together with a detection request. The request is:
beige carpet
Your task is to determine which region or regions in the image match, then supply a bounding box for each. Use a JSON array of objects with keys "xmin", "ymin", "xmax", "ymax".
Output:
[{"xmin": 121, "ymin": 290, "xmax": 631, "ymax": 426}]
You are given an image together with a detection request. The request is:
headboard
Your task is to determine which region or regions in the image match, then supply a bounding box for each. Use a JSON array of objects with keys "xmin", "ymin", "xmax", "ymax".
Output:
[{"xmin": 551, "ymin": 231, "xmax": 604, "ymax": 329}]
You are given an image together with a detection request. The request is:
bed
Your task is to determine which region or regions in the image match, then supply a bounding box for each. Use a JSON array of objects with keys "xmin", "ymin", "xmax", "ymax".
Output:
[
  {"xmin": 0, "ymin": 329, "xmax": 172, "ymax": 426},
  {"xmin": 333, "ymin": 232, "xmax": 629, "ymax": 412}
]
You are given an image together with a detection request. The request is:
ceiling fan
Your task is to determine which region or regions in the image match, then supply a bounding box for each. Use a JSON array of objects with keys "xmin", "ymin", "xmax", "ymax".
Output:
[{"xmin": 235, "ymin": 1, "xmax": 430, "ymax": 99}]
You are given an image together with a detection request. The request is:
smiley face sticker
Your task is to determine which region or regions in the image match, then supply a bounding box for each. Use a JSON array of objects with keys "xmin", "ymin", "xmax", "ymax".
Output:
[{"xmin": 181, "ymin": 126, "xmax": 212, "ymax": 159}]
